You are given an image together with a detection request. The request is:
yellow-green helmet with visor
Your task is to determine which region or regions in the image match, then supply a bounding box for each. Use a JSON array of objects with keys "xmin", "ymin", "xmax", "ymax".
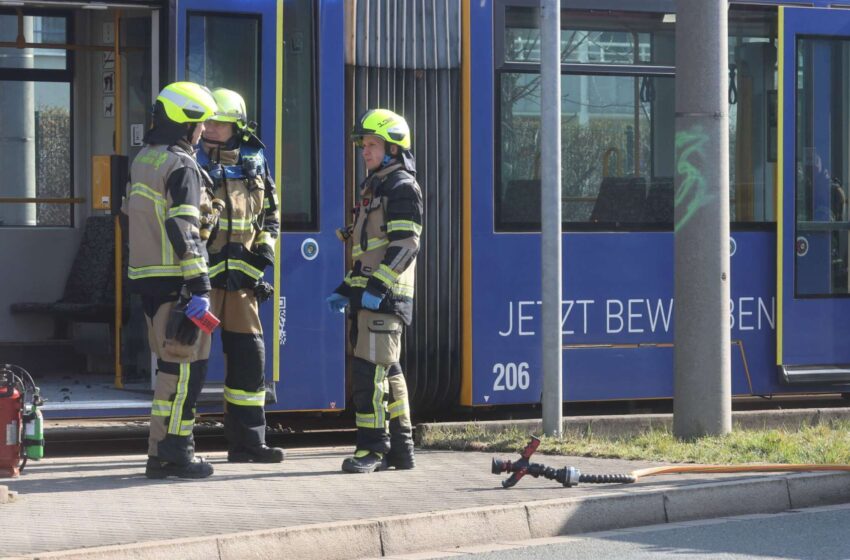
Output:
[
  {"xmin": 155, "ymin": 81, "xmax": 217, "ymax": 124},
  {"xmin": 209, "ymin": 88, "xmax": 247, "ymax": 129},
  {"xmin": 351, "ymin": 108, "xmax": 411, "ymax": 151}
]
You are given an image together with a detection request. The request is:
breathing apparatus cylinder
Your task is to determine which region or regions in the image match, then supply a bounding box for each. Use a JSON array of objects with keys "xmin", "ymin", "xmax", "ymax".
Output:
[{"xmin": 23, "ymin": 401, "xmax": 44, "ymax": 461}]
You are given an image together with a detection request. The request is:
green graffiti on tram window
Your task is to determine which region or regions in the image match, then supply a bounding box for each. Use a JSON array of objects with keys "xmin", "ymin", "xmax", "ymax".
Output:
[{"xmin": 674, "ymin": 125, "xmax": 714, "ymax": 233}]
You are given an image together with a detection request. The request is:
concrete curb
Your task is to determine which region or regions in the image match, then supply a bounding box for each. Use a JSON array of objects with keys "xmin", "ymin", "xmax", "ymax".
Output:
[
  {"xmin": 11, "ymin": 471, "xmax": 850, "ymax": 560},
  {"xmin": 416, "ymin": 408, "xmax": 850, "ymax": 443}
]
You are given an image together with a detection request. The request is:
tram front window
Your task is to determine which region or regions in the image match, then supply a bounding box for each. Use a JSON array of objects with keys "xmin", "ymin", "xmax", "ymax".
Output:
[{"xmin": 795, "ymin": 37, "xmax": 850, "ymax": 296}]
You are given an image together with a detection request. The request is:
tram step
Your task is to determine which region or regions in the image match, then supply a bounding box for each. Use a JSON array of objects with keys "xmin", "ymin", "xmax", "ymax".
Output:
[{"xmin": 780, "ymin": 365, "xmax": 850, "ymax": 385}]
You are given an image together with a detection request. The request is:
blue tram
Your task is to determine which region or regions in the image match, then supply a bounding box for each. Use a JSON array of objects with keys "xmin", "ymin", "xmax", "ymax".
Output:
[{"xmin": 1, "ymin": 0, "xmax": 849, "ymax": 418}]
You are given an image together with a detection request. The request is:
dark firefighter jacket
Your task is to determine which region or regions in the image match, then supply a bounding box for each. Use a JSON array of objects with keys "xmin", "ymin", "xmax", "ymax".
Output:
[{"xmin": 334, "ymin": 162, "xmax": 423, "ymax": 325}]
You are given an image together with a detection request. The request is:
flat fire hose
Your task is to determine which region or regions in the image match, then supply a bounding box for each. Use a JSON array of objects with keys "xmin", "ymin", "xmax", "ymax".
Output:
[{"xmin": 492, "ymin": 436, "xmax": 850, "ymax": 488}]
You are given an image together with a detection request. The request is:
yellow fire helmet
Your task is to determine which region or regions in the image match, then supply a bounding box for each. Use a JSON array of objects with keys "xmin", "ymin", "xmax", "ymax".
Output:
[
  {"xmin": 209, "ymin": 88, "xmax": 247, "ymax": 130},
  {"xmin": 351, "ymin": 108, "xmax": 411, "ymax": 151},
  {"xmin": 156, "ymin": 81, "xmax": 217, "ymax": 124}
]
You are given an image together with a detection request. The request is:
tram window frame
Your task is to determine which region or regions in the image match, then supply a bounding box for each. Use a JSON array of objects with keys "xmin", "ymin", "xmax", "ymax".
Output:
[
  {"xmin": 185, "ymin": 4, "xmax": 319, "ymax": 232},
  {"xmin": 0, "ymin": 9, "xmax": 74, "ymax": 228},
  {"xmin": 493, "ymin": 2, "xmax": 778, "ymax": 233}
]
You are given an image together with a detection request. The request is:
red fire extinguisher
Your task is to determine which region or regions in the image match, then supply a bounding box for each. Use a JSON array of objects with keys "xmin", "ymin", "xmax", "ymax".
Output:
[
  {"xmin": 0, "ymin": 364, "xmax": 42, "ymax": 478},
  {"xmin": 0, "ymin": 369, "xmax": 23, "ymax": 478}
]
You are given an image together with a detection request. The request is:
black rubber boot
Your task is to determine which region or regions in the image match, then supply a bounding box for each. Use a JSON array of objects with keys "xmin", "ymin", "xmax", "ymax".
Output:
[
  {"xmin": 227, "ymin": 445, "xmax": 285, "ymax": 463},
  {"xmin": 341, "ymin": 450, "xmax": 388, "ymax": 473},
  {"xmin": 145, "ymin": 457, "xmax": 214, "ymax": 479},
  {"xmin": 387, "ymin": 444, "xmax": 416, "ymax": 470}
]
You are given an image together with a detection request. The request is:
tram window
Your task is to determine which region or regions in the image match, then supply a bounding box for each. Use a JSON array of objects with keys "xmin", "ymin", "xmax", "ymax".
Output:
[
  {"xmin": 728, "ymin": 8, "xmax": 777, "ymax": 224},
  {"xmin": 497, "ymin": 72, "xmax": 674, "ymax": 230},
  {"xmin": 0, "ymin": 12, "xmax": 72, "ymax": 228},
  {"xmin": 187, "ymin": 3, "xmax": 318, "ymax": 230},
  {"xmin": 280, "ymin": 0, "xmax": 317, "ymax": 230},
  {"xmin": 0, "ymin": 14, "xmax": 68, "ymax": 70},
  {"xmin": 187, "ymin": 14, "xmax": 259, "ymax": 127},
  {"xmin": 502, "ymin": 8, "xmax": 675, "ymax": 66},
  {"xmin": 795, "ymin": 37, "xmax": 850, "ymax": 296},
  {"xmin": 0, "ymin": 81, "xmax": 72, "ymax": 227}
]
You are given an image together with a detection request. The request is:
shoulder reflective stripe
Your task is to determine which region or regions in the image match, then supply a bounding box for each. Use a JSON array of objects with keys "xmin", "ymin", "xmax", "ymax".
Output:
[
  {"xmin": 128, "ymin": 265, "xmax": 182, "ymax": 279},
  {"xmin": 223, "ymin": 386, "xmax": 266, "ymax": 406},
  {"xmin": 135, "ymin": 150, "xmax": 170, "ymax": 170},
  {"xmin": 168, "ymin": 204, "xmax": 200, "ymax": 219},
  {"xmin": 180, "ymin": 257, "xmax": 208, "ymax": 278},
  {"xmin": 219, "ymin": 217, "xmax": 254, "ymax": 232},
  {"xmin": 351, "ymin": 237, "xmax": 389, "ymax": 258},
  {"xmin": 386, "ymin": 220, "xmax": 422, "ymax": 235},
  {"xmin": 372, "ymin": 264, "xmax": 399, "ymax": 288}
]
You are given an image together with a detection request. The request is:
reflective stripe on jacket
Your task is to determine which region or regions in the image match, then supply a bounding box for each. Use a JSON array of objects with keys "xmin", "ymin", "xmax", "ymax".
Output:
[
  {"xmin": 125, "ymin": 142, "xmax": 210, "ymax": 296},
  {"xmin": 199, "ymin": 144, "xmax": 279, "ymax": 290}
]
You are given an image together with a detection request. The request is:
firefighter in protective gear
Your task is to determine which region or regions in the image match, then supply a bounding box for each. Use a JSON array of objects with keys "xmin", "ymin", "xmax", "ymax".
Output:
[
  {"xmin": 124, "ymin": 81, "xmax": 217, "ymax": 479},
  {"xmin": 199, "ymin": 88, "xmax": 284, "ymax": 463},
  {"xmin": 328, "ymin": 108, "xmax": 423, "ymax": 473}
]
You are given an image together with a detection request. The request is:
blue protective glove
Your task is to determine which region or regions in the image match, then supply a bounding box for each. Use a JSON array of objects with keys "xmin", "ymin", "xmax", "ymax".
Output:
[
  {"xmin": 361, "ymin": 290, "xmax": 384, "ymax": 310},
  {"xmin": 326, "ymin": 293, "xmax": 349, "ymax": 313},
  {"xmin": 185, "ymin": 295, "xmax": 210, "ymax": 319}
]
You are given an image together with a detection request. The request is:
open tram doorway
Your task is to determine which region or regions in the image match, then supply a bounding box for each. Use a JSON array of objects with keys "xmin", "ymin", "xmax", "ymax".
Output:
[{"xmin": 0, "ymin": 1, "xmax": 160, "ymax": 415}]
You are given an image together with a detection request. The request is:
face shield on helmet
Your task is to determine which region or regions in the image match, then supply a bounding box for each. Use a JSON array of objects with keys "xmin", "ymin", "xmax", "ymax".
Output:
[
  {"xmin": 155, "ymin": 82, "xmax": 217, "ymax": 124},
  {"xmin": 209, "ymin": 88, "xmax": 247, "ymax": 130},
  {"xmin": 351, "ymin": 109, "xmax": 411, "ymax": 151}
]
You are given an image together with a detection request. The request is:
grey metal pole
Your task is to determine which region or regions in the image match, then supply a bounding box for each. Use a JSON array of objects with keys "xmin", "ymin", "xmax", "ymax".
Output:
[
  {"xmin": 540, "ymin": 0, "xmax": 563, "ymax": 437},
  {"xmin": 673, "ymin": 0, "xmax": 732, "ymax": 439}
]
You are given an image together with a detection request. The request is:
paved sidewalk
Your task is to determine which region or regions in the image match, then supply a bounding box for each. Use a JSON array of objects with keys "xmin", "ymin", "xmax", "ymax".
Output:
[{"xmin": 2, "ymin": 446, "xmax": 850, "ymax": 560}]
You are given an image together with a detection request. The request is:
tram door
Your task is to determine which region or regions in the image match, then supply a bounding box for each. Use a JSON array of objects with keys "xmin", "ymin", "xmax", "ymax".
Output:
[
  {"xmin": 778, "ymin": 7, "xmax": 850, "ymax": 383},
  {"xmin": 174, "ymin": 0, "xmax": 345, "ymax": 411}
]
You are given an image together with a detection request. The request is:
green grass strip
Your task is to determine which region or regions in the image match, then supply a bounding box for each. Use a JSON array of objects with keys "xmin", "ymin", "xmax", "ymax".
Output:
[{"xmin": 419, "ymin": 421, "xmax": 850, "ymax": 465}]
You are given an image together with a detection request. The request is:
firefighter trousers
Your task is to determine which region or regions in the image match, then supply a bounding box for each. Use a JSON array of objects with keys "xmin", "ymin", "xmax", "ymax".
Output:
[
  {"xmin": 350, "ymin": 310, "xmax": 413, "ymax": 454},
  {"xmin": 144, "ymin": 298, "xmax": 211, "ymax": 464},
  {"xmin": 210, "ymin": 288, "xmax": 268, "ymax": 452}
]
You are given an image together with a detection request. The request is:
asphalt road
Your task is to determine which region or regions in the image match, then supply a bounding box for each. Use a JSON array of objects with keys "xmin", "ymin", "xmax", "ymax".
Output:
[{"xmin": 422, "ymin": 503, "xmax": 850, "ymax": 560}]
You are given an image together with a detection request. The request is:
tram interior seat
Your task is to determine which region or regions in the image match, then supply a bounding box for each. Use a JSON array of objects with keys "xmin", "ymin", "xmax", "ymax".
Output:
[
  {"xmin": 640, "ymin": 179, "xmax": 674, "ymax": 223},
  {"xmin": 10, "ymin": 215, "xmax": 120, "ymax": 372},
  {"xmin": 590, "ymin": 176, "xmax": 647, "ymax": 223}
]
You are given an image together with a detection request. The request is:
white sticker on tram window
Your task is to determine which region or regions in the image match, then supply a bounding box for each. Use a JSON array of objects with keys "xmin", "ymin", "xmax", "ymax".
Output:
[
  {"xmin": 301, "ymin": 238, "xmax": 319, "ymax": 261},
  {"xmin": 492, "ymin": 362, "xmax": 531, "ymax": 392}
]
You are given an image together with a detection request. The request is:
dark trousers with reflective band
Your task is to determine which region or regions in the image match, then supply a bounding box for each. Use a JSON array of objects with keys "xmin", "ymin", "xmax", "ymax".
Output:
[
  {"xmin": 145, "ymin": 299, "xmax": 211, "ymax": 464},
  {"xmin": 350, "ymin": 310, "xmax": 412, "ymax": 454},
  {"xmin": 210, "ymin": 288, "xmax": 267, "ymax": 451}
]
